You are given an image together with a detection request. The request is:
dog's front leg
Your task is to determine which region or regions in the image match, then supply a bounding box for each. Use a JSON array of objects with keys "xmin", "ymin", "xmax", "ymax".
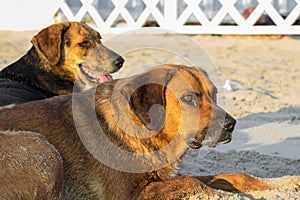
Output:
[
  {"xmin": 195, "ymin": 173, "xmax": 273, "ymax": 192},
  {"xmin": 137, "ymin": 176, "xmax": 234, "ymax": 200},
  {"xmin": 195, "ymin": 173, "xmax": 300, "ymax": 199},
  {"xmin": 196, "ymin": 173, "xmax": 300, "ymax": 192}
]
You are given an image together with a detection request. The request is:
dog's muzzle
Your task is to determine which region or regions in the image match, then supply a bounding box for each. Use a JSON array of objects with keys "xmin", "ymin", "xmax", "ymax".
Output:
[{"xmin": 188, "ymin": 114, "xmax": 236, "ymax": 149}]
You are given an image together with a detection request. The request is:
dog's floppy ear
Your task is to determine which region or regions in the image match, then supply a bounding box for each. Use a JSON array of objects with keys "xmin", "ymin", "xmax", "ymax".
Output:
[
  {"xmin": 121, "ymin": 69, "xmax": 174, "ymax": 131},
  {"xmin": 31, "ymin": 23, "xmax": 71, "ymax": 66}
]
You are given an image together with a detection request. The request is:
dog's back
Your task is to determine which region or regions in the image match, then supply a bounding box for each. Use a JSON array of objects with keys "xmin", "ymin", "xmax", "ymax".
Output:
[
  {"xmin": 0, "ymin": 130, "xmax": 63, "ymax": 199},
  {"xmin": 0, "ymin": 78, "xmax": 49, "ymax": 106}
]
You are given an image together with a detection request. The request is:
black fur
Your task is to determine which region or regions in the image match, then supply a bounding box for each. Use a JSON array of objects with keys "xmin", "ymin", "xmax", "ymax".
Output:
[{"xmin": 0, "ymin": 47, "xmax": 73, "ymax": 107}]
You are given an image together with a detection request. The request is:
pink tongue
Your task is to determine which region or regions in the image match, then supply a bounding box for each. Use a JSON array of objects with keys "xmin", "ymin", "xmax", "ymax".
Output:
[{"xmin": 98, "ymin": 75, "xmax": 112, "ymax": 83}]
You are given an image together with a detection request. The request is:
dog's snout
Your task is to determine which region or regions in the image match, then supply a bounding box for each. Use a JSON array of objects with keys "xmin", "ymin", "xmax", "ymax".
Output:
[
  {"xmin": 223, "ymin": 114, "xmax": 236, "ymax": 132},
  {"xmin": 113, "ymin": 56, "xmax": 124, "ymax": 69}
]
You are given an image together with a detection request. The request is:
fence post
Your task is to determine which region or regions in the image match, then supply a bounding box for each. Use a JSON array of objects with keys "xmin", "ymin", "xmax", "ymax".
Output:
[{"xmin": 164, "ymin": 0, "xmax": 177, "ymax": 31}]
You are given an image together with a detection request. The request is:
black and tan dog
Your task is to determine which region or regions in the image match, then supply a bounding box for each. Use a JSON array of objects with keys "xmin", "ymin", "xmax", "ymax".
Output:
[{"xmin": 0, "ymin": 22, "xmax": 124, "ymax": 107}]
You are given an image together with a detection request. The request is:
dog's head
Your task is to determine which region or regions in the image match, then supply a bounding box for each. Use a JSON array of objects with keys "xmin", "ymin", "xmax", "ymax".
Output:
[
  {"xmin": 31, "ymin": 22, "xmax": 124, "ymax": 91},
  {"xmin": 120, "ymin": 64, "xmax": 236, "ymax": 151}
]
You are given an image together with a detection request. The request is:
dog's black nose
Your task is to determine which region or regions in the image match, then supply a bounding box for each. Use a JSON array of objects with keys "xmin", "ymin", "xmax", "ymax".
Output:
[
  {"xmin": 223, "ymin": 114, "xmax": 236, "ymax": 132},
  {"xmin": 113, "ymin": 56, "xmax": 124, "ymax": 69}
]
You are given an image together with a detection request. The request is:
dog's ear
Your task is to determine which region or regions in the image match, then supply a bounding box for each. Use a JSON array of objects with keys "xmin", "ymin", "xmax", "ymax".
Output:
[
  {"xmin": 31, "ymin": 23, "xmax": 71, "ymax": 66},
  {"xmin": 121, "ymin": 69, "xmax": 174, "ymax": 131}
]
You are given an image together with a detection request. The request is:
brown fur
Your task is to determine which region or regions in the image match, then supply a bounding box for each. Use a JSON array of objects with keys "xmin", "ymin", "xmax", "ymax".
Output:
[
  {"xmin": 0, "ymin": 22, "xmax": 124, "ymax": 106},
  {"xmin": 0, "ymin": 130, "xmax": 63, "ymax": 199},
  {"xmin": 0, "ymin": 64, "xmax": 236, "ymax": 199}
]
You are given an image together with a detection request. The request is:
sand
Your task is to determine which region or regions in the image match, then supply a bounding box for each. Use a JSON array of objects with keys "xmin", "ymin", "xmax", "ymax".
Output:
[{"xmin": 0, "ymin": 31, "xmax": 299, "ymax": 199}]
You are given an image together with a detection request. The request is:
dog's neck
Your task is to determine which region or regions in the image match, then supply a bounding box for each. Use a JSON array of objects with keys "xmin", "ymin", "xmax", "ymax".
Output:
[
  {"xmin": 93, "ymin": 83, "xmax": 187, "ymax": 180},
  {"xmin": 0, "ymin": 47, "xmax": 74, "ymax": 96}
]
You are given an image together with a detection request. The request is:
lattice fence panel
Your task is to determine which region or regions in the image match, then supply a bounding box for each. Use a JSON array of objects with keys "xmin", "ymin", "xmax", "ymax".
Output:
[{"xmin": 1, "ymin": 0, "xmax": 300, "ymax": 34}]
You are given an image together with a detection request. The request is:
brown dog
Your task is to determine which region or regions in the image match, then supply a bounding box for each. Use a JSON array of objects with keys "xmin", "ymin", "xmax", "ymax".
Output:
[
  {"xmin": 0, "ymin": 22, "xmax": 124, "ymax": 107},
  {"xmin": 0, "ymin": 64, "xmax": 236, "ymax": 199}
]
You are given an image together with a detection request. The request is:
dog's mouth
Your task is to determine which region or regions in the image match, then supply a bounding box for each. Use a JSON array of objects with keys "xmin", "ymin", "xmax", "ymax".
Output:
[
  {"xmin": 188, "ymin": 131, "xmax": 232, "ymax": 149},
  {"xmin": 80, "ymin": 65, "xmax": 113, "ymax": 84},
  {"xmin": 188, "ymin": 141, "xmax": 202, "ymax": 149},
  {"xmin": 217, "ymin": 136, "xmax": 232, "ymax": 145}
]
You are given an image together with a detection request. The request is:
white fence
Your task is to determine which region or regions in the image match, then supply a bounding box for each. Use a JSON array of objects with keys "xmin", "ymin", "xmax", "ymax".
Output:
[{"xmin": 1, "ymin": 0, "xmax": 300, "ymax": 34}]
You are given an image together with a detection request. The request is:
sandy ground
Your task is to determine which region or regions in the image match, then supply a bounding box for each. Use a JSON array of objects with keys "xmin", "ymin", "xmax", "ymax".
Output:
[{"xmin": 0, "ymin": 31, "xmax": 299, "ymax": 199}]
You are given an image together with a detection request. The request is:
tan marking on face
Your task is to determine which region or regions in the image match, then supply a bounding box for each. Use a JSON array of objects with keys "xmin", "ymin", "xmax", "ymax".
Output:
[{"xmin": 48, "ymin": 23, "xmax": 122, "ymax": 90}]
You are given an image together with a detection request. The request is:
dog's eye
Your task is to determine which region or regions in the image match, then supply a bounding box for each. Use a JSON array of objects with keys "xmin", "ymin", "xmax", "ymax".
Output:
[
  {"xmin": 78, "ymin": 40, "xmax": 91, "ymax": 48},
  {"xmin": 181, "ymin": 93, "xmax": 198, "ymax": 106}
]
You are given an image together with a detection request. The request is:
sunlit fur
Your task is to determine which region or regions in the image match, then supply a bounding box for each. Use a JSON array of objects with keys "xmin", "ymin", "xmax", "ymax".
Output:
[{"xmin": 0, "ymin": 64, "xmax": 235, "ymax": 199}]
